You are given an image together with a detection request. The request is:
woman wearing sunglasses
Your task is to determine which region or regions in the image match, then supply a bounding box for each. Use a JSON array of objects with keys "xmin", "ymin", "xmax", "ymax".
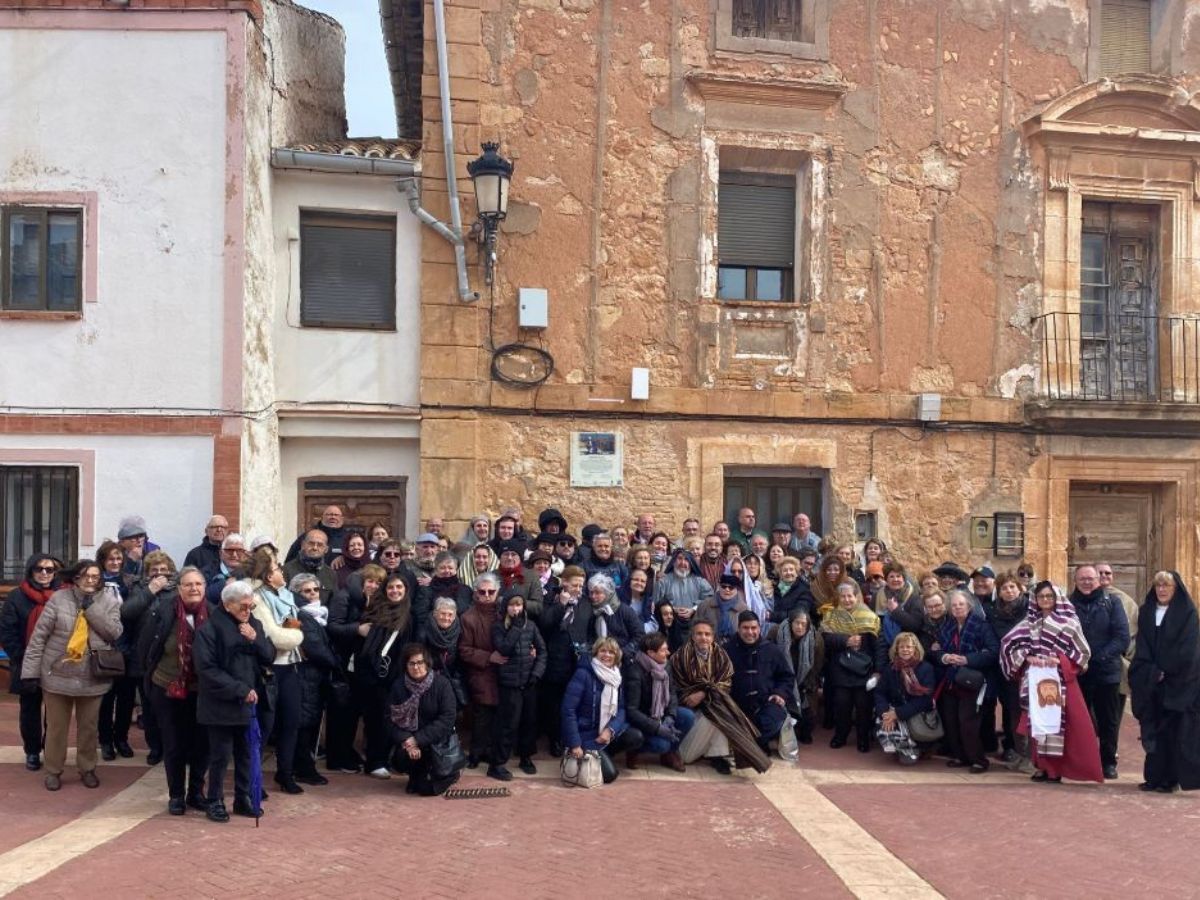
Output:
[{"xmin": 0, "ymin": 555, "xmax": 63, "ymax": 771}]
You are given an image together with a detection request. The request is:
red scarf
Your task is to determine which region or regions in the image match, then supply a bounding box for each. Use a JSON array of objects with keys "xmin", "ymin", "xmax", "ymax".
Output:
[
  {"xmin": 169, "ymin": 596, "xmax": 209, "ymax": 698},
  {"xmin": 892, "ymin": 655, "xmax": 932, "ymax": 696},
  {"xmin": 499, "ymin": 563, "xmax": 524, "ymax": 589},
  {"xmin": 22, "ymin": 581, "xmax": 55, "ymax": 643}
]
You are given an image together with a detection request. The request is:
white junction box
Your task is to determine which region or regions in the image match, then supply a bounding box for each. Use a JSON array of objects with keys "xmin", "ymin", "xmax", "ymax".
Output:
[
  {"xmin": 518, "ymin": 287, "xmax": 548, "ymax": 328},
  {"xmin": 631, "ymin": 367, "xmax": 650, "ymax": 400},
  {"xmin": 917, "ymin": 392, "xmax": 942, "ymax": 422}
]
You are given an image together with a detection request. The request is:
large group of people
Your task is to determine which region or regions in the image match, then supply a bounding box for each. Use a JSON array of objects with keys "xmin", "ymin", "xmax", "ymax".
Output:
[{"xmin": 2, "ymin": 504, "xmax": 1198, "ymax": 818}]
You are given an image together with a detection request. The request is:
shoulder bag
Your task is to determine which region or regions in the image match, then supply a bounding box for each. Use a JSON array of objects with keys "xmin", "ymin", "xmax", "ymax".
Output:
[
  {"xmin": 906, "ymin": 708, "xmax": 944, "ymax": 742},
  {"xmin": 560, "ymin": 750, "xmax": 603, "ymax": 789},
  {"xmin": 86, "ymin": 621, "xmax": 125, "ymax": 679},
  {"xmin": 839, "ymin": 649, "xmax": 874, "ymax": 679}
]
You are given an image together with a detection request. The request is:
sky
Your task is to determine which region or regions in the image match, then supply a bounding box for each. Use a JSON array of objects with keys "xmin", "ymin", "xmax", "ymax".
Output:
[{"xmin": 301, "ymin": 0, "xmax": 396, "ymax": 138}]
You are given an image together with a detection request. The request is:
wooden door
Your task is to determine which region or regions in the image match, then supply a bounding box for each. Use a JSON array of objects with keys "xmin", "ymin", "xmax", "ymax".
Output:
[
  {"xmin": 1068, "ymin": 484, "xmax": 1158, "ymax": 599},
  {"xmin": 298, "ymin": 477, "xmax": 407, "ymax": 540},
  {"xmin": 723, "ymin": 475, "xmax": 823, "ymax": 536}
]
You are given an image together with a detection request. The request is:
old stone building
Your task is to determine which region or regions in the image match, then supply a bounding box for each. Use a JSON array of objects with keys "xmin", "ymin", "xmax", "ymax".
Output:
[{"xmin": 395, "ymin": 0, "xmax": 1200, "ymax": 597}]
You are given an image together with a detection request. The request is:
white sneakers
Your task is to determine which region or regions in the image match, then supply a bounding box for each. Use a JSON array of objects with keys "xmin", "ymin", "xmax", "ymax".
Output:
[{"xmin": 369, "ymin": 767, "xmax": 391, "ymax": 779}]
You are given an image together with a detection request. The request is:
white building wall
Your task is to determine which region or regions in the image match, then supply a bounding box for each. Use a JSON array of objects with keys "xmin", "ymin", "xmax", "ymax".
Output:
[
  {"xmin": 271, "ymin": 170, "xmax": 422, "ymax": 408},
  {"xmin": 0, "ymin": 28, "xmax": 228, "ymax": 410},
  {"xmin": 0, "ymin": 435, "xmax": 214, "ymax": 563}
]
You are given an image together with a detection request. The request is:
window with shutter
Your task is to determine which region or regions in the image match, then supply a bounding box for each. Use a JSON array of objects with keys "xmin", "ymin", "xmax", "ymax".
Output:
[
  {"xmin": 1, "ymin": 466, "xmax": 78, "ymax": 583},
  {"xmin": 1099, "ymin": 0, "xmax": 1151, "ymax": 76},
  {"xmin": 717, "ymin": 172, "xmax": 796, "ymax": 302},
  {"xmin": 300, "ymin": 212, "xmax": 397, "ymax": 330}
]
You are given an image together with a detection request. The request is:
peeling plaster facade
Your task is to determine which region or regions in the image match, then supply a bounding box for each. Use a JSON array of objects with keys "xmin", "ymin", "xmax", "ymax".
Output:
[{"xmin": 412, "ymin": 0, "xmax": 1200, "ymax": 596}]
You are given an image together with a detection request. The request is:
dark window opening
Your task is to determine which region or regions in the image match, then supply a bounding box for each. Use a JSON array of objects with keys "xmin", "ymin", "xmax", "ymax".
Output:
[
  {"xmin": 732, "ymin": 0, "xmax": 806, "ymax": 42},
  {"xmin": 1, "ymin": 466, "xmax": 79, "ymax": 583},
  {"xmin": 2, "ymin": 207, "xmax": 82, "ymax": 312}
]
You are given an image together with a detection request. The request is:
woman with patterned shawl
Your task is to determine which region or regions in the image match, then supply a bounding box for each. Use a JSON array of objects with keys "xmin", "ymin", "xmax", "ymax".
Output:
[
  {"xmin": 672, "ymin": 620, "xmax": 771, "ymax": 774},
  {"xmin": 1000, "ymin": 580, "xmax": 1103, "ymax": 783},
  {"xmin": 820, "ymin": 581, "xmax": 882, "ymax": 752}
]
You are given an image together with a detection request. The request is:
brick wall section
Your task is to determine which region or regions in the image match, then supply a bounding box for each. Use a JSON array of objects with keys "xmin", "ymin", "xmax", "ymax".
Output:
[
  {"xmin": 0, "ymin": 0, "xmax": 262, "ymax": 18},
  {"xmin": 211, "ymin": 434, "xmax": 242, "ymax": 530},
  {"xmin": 0, "ymin": 415, "xmax": 223, "ymax": 435}
]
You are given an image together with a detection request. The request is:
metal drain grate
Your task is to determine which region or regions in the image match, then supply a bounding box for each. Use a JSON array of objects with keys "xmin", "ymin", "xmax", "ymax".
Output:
[{"xmin": 443, "ymin": 786, "xmax": 511, "ymax": 800}]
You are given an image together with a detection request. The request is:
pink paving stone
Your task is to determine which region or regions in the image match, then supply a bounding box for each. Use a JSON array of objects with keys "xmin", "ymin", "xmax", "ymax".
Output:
[
  {"xmin": 12, "ymin": 775, "xmax": 851, "ymax": 899},
  {"xmin": 821, "ymin": 782, "xmax": 1200, "ymax": 899},
  {"xmin": 0, "ymin": 763, "xmax": 146, "ymax": 855}
]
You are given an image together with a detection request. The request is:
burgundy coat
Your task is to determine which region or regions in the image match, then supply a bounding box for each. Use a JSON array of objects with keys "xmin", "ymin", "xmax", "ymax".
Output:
[{"xmin": 459, "ymin": 602, "xmax": 500, "ymax": 706}]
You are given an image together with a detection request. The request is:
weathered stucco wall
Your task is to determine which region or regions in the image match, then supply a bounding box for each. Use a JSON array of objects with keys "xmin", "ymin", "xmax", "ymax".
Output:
[{"xmin": 417, "ymin": 0, "xmax": 1200, "ymax": 582}]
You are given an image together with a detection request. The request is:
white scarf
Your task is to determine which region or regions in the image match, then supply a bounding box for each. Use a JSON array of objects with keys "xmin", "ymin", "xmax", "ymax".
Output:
[{"xmin": 590, "ymin": 657, "xmax": 622, "ymax": 734}]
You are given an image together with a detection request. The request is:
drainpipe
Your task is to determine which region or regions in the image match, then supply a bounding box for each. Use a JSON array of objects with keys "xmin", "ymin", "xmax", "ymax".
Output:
[{"xmin": 403, "ymin": 0, "xmax": 478, "ymax": 303}]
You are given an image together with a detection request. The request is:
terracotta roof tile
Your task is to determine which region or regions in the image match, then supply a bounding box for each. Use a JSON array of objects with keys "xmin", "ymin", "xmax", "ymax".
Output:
[{"xmin": 286, "ymin": 138, "xmax": 420, "ymax": 160}]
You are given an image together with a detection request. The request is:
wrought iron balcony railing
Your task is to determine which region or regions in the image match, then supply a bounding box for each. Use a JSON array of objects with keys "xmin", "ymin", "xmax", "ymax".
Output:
[{"xmin": 1034, "ymin": 311, "xmax": 1200, "ymax": 403}]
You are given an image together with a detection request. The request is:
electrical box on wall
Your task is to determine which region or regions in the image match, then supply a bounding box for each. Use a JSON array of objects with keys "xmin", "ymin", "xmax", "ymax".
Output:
[
  {"xmin": 631, "ymin": 367, "xmax": 650, "ymax": 400},
  {"xmin": 917, "ymin": 393, "xmax": 942, "ymax": 422},
  {"xmin": 518, "ymin": 287, "xmax": 548, "ymax": 328}
]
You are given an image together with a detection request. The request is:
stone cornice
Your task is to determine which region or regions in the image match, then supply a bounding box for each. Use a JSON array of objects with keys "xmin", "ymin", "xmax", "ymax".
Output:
[{"xmin": 687, "ymin": 72, "xmax": 849, "ymax": 110}]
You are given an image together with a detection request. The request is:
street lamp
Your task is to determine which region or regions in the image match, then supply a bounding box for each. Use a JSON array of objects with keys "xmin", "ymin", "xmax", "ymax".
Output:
[{"xmin": 467, "ymin": 142, "xmax": 514, "ymax": 286}]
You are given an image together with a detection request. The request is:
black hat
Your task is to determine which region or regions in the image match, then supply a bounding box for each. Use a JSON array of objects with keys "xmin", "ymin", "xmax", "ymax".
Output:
[
  {"xmin": 502, "ymin": 586, "xmax": 526, "ymax": 602},
  {"xmin": 933, "ymin": 561, "xmax": 969, "ymax": 581},
  {"xmin": 555, "ymin": 533, "xmax": 577, "ymax": 546},
  {"xmin": 527, "ymin": 549, "xmax": 553, "ymax": 565},
  {"xmin": 537, "ymin": 508, "xmax": 569, "ymax": 532},
  {"xmin": 535, "ymin": 531, "xmax": 560, "ymax": 547},
  {"xmin": 970, "ymin": 565, "xmax": 996, "ymax": 580},
  {"xmin": 771, "ymin": 522, "xmax": 793, "ymax": 533},
  {"xmin": 737, "ymin": 610, "xmax": 760, "ymax": 624},
  {"xmin": 581, "ymin": 524, "xmax": 603, "ymax": 542},
  {"xmin": 496, "ymin": 540, "xmax": 524, "ymax": 557},
  {"xmin": 719, "ymin": 573, "xmax": 742, "ymax": 588}
]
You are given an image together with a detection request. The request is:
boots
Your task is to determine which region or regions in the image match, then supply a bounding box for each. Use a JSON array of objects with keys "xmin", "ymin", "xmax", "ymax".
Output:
[
  {"xmin": 660, "ymin": 751, "xmax": 686, "ymax": 773},
  {"xmin": 625, "ymin": 751, "xmax": 640, "ymax": 770}
]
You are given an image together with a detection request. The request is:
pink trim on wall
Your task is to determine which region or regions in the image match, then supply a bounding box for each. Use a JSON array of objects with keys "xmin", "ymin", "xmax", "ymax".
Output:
[
  {"xmin": 0, "ymin": 8, "xmax": 249, "ymax": 436},
  {"xmin": 0, "ymin": 448, "xmax": 97, "ymax": 546},
  {"xmin": 0, "ymin": 191, "xmax": 98, "ymax": 303}
]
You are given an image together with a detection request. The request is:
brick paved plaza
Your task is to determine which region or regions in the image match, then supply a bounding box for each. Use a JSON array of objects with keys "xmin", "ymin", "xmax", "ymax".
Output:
[{"xmin": 0, "ymin": 694, "xmax": 1195, "ymax": 899}]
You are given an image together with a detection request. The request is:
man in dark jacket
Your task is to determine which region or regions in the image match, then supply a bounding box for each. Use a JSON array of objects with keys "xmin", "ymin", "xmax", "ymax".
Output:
[
  {"xmin": 724, "ymin": 611, "xmax": 793, "ymax": 753},
  {"xmin": 183, "ymin": 516, "xmax": 229, "ymax": 583},
  {"xmin": 283, "ymin": 530, "xmax": 336, "ymax": 605},
  {"xmin": 1071, "ymin": 564, "xmax": 1131, "ymax": 780},
  {"xmin": 284, "ymin": 506, "xmax": 349, "ymax": 564},
  {"xmin": 193, "ymin": 580, "xmax": 275, "ymax": 822},
  {"xmin": 582, "ymin": 533, "xmax": 629, "ymax": 589},
  {"xmin": 0, "ymin": 554, "xmax": 62, "ymax": 770},
  {"xmin": 538, "ymin": 565, "xmax": 591, "ymax": 756}
]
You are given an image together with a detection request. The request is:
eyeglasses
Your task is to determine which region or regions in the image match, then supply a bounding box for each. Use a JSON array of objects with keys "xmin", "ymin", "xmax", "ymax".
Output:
[
  {"xmin": 476, "ymin": 589, "xmax": 498, "ymax": 596},
  {"xmin": 381, "ymin": 551, "xmax": 402, "ymax": 558},
  {"xmin": 406, "ymin": 659, "xmax": 428, "ymax": 667},
  {"xmin": 33, "ymin": 565, "xmax": 57, "ymax": 574},
  {"xmin": 300, "ymin": 586, "xmax": 321, "ymax": 594},
  {"xmin": 77, "ymin": 573, "xmax": 101, "ymax": 581}
]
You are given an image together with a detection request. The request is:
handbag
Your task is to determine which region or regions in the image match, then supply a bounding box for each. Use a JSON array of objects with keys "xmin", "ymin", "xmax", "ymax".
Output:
[
  {"xmin": 953, "ymin": 666, "xmax": 985, "ymax": 692},
  {"xmin": 429, "ymin": 730, "xmax": 468, "ymax": 779},
  {"xmin": 839, "ymin": 649, "xmax": 874, "ymax": 679},
  {"xmin": 560, "ymin": 750, "xmax": 603, "ymax": 789},
  {"xmin": 597, "ymin": 748, "xmax": 618, "ymax": 784},
  {"xmin": 89, "ymin": 648, "xmax": 126, "ymax": 679},
  {"xmin": 906, "ymin": 708, "xmax": 945, "ymax": 742}
]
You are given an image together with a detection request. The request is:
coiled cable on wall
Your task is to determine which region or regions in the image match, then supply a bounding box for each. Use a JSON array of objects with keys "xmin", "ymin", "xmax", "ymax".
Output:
[{"xmin": 490, "ymin": 343, "xmax": 554, "ymax": 387}]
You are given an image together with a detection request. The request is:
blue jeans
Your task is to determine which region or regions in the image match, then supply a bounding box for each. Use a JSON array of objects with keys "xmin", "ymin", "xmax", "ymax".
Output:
[{"xmin": 640, "ymin": 706, "xmax": 696, "ymax": 754}]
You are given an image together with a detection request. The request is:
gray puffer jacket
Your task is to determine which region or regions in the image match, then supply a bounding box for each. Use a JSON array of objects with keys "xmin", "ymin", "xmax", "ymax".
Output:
[{"xmin": 20, "ymin": 586, "xmax": 123, "ymax": 697}]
